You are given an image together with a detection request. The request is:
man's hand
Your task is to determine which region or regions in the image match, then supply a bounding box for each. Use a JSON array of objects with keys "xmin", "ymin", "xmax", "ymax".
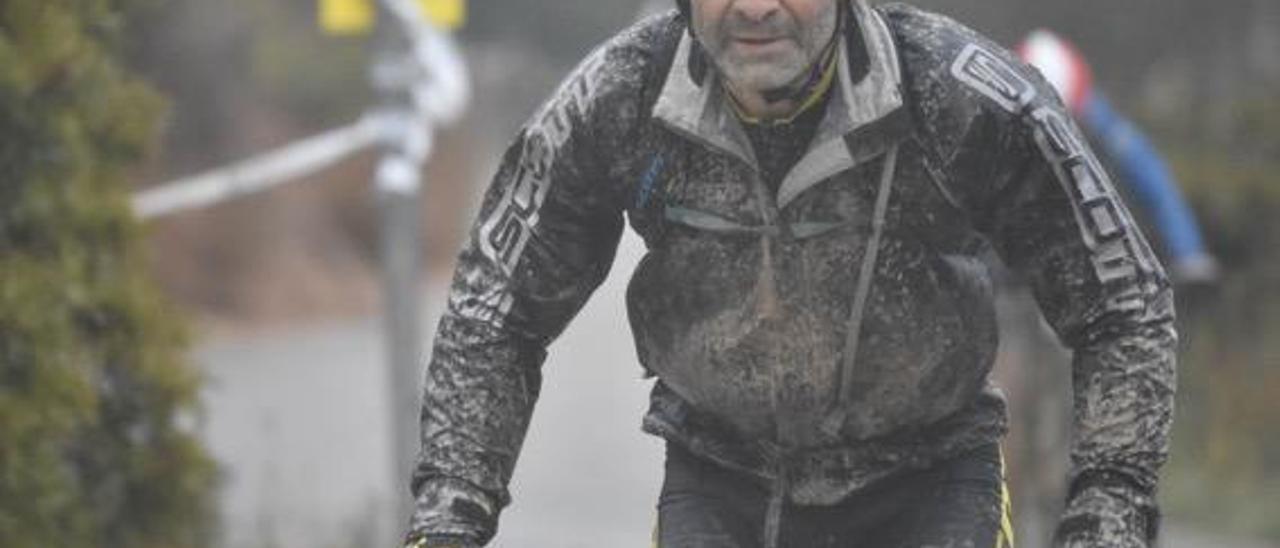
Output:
[
  {"xmin": 403, "ymin": 535, "xmax": 479, "ymax": 548},
  {"xmin": 1054, "ymin": 479, "xmax": 1159, "ymax": 548}
]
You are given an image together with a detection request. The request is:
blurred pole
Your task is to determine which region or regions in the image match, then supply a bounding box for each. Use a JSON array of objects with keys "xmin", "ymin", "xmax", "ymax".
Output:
[
  {"xmin": 371, "ymin": 0, "xmax": 470, "ymax": 539},
  {"xmin": 371, "ymin": 0, "xmax": 429, "ymax": 537},
  {"xmin": 378, "ymin": 178, "xmax": 423, "ymax": 539}
]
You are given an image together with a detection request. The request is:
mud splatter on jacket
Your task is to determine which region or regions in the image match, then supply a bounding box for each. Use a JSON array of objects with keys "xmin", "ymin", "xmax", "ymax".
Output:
[{"xmin": 407, "ymin": 3, "xmax": 1176, "ymax": 546}]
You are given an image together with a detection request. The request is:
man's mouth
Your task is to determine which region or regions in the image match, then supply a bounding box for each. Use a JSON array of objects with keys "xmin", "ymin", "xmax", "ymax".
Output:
[
  {"xmin": 734, "ymin": 36, "xmax": 781, "ymax": 45},
  {"xmin": 729, "ymin": 35, "xmax": 790, "ymax": 54}
]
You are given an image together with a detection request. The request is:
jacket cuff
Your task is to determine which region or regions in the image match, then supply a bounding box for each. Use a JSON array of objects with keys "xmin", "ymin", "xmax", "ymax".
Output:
[
  {"xmin": 406, "ymin": 477, "xmax": 499, "ymax": 545},
  {"xmin": 1067, "ymin": 466, "xmax": 1157, "ymax": 499},
  {"xmin": 1055, "ymin": 475, "xmax": 1160, "ymax": 548},
  {"xmin": 403, "ymin": 534, "xmax": 479, "ymax": 548}
]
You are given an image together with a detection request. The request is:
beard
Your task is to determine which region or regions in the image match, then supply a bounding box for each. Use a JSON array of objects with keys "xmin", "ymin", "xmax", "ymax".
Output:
[{"xmin": 697, "ymin": 3, "xmax": 839, "ymax": 93}]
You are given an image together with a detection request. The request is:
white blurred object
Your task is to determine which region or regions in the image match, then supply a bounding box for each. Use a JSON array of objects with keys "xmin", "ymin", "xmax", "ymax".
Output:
[
  {"xmin": 133, "ymin": 0, "xmax": 470, "ymax": 220},
  {"xmin": 635, "ymin": 0, "xmax": 671, "ymax": 18},
  {"xmin": 1172, "ymin": 254, "xmax": 1222, "ymax": 285},
  {"xmin": 383, "ymin": 0, "xmax": 471, "ymax": 125},
  {"xmin": 132, "ymin": 117, "xmax": 382, "ymax": 219},
  {"xmin": 1017, "ymin": 29, "xmax": 1093, "ymax": 112}
]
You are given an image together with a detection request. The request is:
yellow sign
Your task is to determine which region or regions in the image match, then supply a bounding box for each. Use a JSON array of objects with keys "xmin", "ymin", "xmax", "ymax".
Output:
[
  {"xmin": 320, "ymin": 0, "xmax": 465, "ymax": 35},
  {"xmin": 420, "ymin": 0, "xmax": 465, "ymax": 30},
  {"xmin": 320, "ymin": 0, "xmax": 374, "ymax": 35}
]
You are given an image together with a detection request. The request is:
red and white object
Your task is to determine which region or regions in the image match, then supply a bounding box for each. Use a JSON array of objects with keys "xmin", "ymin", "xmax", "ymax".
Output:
[{"xmin": 1017, "ymin": 29, "xmax": 1094, "ymax": 114}]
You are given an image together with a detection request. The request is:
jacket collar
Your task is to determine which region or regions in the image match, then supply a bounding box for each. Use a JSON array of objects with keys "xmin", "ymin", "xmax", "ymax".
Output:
[{"xmin": 653, "ymin": 1, "xmax": 907, "ymax": 209}]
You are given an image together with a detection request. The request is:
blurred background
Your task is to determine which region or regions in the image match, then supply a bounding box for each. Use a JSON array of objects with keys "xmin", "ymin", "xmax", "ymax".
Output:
[{"xmin": 2, "ymin": 0, "xmax": 1278, "ymax": 547}]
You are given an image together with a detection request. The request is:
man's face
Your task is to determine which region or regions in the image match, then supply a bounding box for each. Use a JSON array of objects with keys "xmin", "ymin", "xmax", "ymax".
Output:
[{"xmin": 690, "ymin": 0, "xmax": 839, "ymax": 93}]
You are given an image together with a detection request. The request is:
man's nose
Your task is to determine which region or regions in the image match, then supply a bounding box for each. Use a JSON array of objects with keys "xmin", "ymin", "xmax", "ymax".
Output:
[{"xmin": 731, "ymin": 0, "xmax": 782, "ymax": 22}]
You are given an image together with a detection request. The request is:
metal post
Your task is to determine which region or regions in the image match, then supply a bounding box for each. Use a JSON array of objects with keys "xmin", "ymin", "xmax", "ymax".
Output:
[
  {"xmin": 377, "ymin": 162, "xmax": 424, "ymax": 538},
  {"xmin": 367, "ymin": 1, "xmax": 469, "ymax": 540},
  {"xmin": 371, "ymin": 2, "xmax": 430, "ymax": 538}
]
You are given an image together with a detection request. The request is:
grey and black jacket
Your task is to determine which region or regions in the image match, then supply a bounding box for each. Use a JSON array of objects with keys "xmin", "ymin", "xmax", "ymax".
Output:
[{"xmin": 407, "ymin": 3, "xmax": 1177, "ymax": 546}]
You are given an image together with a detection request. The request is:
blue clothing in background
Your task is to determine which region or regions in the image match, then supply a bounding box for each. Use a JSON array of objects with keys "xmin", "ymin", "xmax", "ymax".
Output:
[{"xmin": 1082, "ymin": 92, "xmax": 1212, "ymax": 269}]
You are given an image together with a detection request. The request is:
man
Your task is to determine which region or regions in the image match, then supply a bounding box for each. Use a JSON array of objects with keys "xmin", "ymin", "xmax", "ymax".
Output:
[{"xmin": 403, "ymin": 1, "xmax": 1176, "ymax": 547}]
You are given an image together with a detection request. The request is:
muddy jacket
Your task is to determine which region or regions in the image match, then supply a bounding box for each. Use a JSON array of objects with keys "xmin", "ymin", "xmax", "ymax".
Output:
[{"xmin": 408, "ymin": 3, "xmax": 1176, "ymax": 546}]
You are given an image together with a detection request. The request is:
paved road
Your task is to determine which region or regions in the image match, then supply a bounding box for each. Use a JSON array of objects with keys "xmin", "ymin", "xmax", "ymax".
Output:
[
  {"xmin": 197, "ymin": 233, "xmax": 661, "ymax": 548},
  {"xmin": 195, "ymin": 231, "xmax": 1274, "ymax": 548}
]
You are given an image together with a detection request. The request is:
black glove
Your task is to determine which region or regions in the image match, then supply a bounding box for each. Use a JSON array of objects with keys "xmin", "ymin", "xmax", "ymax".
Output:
[{"xmin": 1054, "ymin": 473, "xmax": 1160, "ymax": 548}]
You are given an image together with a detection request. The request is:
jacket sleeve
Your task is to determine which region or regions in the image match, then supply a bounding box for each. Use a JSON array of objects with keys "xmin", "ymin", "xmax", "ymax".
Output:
[
  {"xmin": 405, "ymin": 44, "xmax": 627, "ymax": 545},
  {"xmin": 947, "ymin": 42, "xmax": 1177, "ymax": 547}
]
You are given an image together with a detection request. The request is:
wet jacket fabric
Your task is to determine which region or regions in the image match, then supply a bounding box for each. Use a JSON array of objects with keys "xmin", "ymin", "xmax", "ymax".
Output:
[{"xmin": 407, "ymin": 3, "xmax": 1176, "ymax": 546}]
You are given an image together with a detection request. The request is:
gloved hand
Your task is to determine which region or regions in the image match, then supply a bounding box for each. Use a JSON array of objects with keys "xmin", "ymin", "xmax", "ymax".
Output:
[
  {"xmin": 1053, "ymin": 476, "xmax": 1159, "ymax": 548},
  {"xmin": 403, "ymin": 535, "xmax": 479, "ymax": 548}
]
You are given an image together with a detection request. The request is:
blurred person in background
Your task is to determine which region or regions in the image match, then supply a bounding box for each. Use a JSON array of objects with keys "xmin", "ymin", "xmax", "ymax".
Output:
[
  {"xmin": 403, "ymin": 1, "xmax": 1176, "ymax": 547},
  {"xmin": 1018, "ymin": 29, "xmax": 1218, "ymax": 286}
]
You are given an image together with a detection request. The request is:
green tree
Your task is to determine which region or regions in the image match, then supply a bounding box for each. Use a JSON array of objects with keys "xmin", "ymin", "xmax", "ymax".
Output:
[{"xmin": 0, "ymin": 1, "xmax": 216, "ymax": 547}]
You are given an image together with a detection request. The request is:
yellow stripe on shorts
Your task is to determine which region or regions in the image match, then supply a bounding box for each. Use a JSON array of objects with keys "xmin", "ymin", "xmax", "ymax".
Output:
[{"xmin": 997, "ymin": 449, "xmax": 1016, "ymax": 548}]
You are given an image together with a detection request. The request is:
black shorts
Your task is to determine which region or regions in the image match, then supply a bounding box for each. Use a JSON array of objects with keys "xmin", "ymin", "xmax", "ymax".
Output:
[{"xmin": 655, "ymin": 443, "xmax": 1014, "ymax": 548}]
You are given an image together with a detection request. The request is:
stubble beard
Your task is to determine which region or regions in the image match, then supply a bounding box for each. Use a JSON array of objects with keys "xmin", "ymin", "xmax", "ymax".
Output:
[
  {"xmin": 718, "ymin": 47, "xmax": 807, "ymax": 92},
  {"xmin": 700, "ymin": 4, "xmax": 838, "ymax": 94}
]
